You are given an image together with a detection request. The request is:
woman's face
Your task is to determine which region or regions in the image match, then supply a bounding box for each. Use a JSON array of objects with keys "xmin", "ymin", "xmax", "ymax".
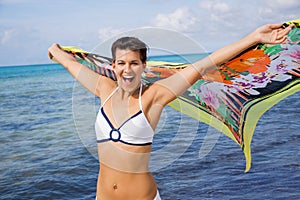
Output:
[{"xmin": 112, "ymin": 48, "xmax": 146, "ymax": 93}]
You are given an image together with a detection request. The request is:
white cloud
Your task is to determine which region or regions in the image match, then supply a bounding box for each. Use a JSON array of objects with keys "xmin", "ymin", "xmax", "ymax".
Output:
[
  {"xmin": 1, "ymin": 0, "xmax": 299, "ymax": 66},
  {"xmin": 0, "ymin": 26, "xmax": 51, "ymax": 66},
  {"xmin": 197, "ymin": 0, "xmax": 299, "ymax": 35},
  {"xmin": 264, "ymin": 0, "xmax": 300, "ymax": 10},
  {"xmin": 1, "ymin": 29, "xmax": 17, "ymax": 45},
  {"xmin": 213, "ymin": 2, "xmax": 230, "ymax": 13},
  {"xmin": 198, "ymin": 0, "xmax": 242, "ymax": 27},
  {"xmin": 257, "ymin": 0, "xmax": 300, "ymax": 22},
  {"xmin": 97, "ymin": 27, "xmax": 125, "ymax": 42},
  {"xmin": 152, "ymin": 7, "xmax": 197, "ymax": 32},
  {"xmin": 199, "ymin": 0, "xmax": 230, "ymax": 13}
]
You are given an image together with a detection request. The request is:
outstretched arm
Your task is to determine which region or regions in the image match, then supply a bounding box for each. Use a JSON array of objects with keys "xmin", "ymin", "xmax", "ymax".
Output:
[
  {"xmin": 208, "ymin": 23, "xmax": 293, "ymax": 67},
  {"xmin": 154, "ymin": 23, "xmax": 294, "ymax": 105},
  {"xmin": 48, "ymin": 44, "xmax": 112, "ymax": 97}
]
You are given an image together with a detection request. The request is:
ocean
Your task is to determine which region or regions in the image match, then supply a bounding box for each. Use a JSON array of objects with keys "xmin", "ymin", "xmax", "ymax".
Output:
[{"xmin": 0, "ymin": 55, "xmax": 299, "ymax": 199}]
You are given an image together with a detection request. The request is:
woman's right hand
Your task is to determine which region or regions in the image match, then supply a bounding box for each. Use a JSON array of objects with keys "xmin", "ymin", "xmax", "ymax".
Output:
[{"xmin": 48, "ymin": 43, "xmax": 61, "ymax": 60}]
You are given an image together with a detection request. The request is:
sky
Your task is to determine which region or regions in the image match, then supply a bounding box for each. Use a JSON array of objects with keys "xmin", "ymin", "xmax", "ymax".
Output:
[{"xmin": 0, "ymin": 0, "xmax": 299, "ymax": 66}]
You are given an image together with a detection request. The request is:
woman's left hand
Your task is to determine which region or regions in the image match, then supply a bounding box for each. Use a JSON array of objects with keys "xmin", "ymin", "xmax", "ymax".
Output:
[{"xmin": 254, "ymin": 23, "xmax": 294, "ymax": 44}]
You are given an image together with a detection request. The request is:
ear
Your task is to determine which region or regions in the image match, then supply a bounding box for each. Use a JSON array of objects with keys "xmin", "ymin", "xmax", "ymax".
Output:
[{"xmin": 112, "ymin": 60, "xmax": 116, "ymax": 70}]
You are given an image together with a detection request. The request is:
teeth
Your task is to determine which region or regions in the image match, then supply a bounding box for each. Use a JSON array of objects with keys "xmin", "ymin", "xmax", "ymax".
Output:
[
  {"xmin": 122, "ymin": 75, "xmax": 134, "ymax": 82},
  {"xmin": 123, "ymin": 75, "xmax": 134, "ymax": 79}
]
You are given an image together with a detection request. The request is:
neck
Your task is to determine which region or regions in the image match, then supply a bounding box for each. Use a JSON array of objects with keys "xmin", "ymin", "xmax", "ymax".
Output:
[{"xmin": 116, "ymin": 84, "xmax": 141, "ymax": 100}]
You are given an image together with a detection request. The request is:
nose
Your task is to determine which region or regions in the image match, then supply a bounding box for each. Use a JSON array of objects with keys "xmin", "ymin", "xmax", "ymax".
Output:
[{"xmin": 124, "ymin": 63, "xmax": 131, "ymax": 72}]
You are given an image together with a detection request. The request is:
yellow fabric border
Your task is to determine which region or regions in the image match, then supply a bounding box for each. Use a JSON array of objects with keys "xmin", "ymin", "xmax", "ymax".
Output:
[
  {"xmin": 241, "ymin": 80, "xmax": 300, "ymax": 172},
  {"xmin": 61, "ymin": 46, "xmax": 89, "ymax": 54},
  {"xmin": 168, "ymin": 96, "xmax": 237, "ymax": 143},
  {"xmin": 285, "ymin": 18, "xmax": 300, "ymax": 24},
  {"xmin": 167, "ymin": 80, "xmax": 299, "ymax": 173}
]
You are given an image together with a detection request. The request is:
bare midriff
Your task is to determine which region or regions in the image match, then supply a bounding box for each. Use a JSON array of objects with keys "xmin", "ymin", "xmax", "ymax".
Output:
[{"xmin": 96, "ymin": 142, "xmax": 157, "ymax": 200}]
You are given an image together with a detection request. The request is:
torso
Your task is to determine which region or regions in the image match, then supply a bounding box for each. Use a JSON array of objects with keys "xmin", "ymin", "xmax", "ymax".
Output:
[
  {"xmin": 96, "ymin": 83, "xmax": 161, "ymax": 199},
  {"xmin": 97, "ymin": 143, "xmax": 157, "ymax": 200}
]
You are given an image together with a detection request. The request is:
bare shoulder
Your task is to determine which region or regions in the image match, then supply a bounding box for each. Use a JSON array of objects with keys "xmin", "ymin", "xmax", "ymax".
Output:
[
  {"xmin": 142, "ymin": 82, "xmax": 176, "ymax": 107},
  {"xmin": 140, "ymin": 83, "xmax": 164, "ymax": 128},
  {"xmin": 141, "ymin": 83, "xmax": 159, "ymax": 102},
  {"xmin": 96, "ymin": 76, "xmax": 117, "ymax": 100}
]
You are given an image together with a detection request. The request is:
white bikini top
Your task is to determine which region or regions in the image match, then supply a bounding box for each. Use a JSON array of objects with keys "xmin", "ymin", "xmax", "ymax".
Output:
[{"xmin": 95, "ymin": 84, "xmax": 154, "ymax": 146}]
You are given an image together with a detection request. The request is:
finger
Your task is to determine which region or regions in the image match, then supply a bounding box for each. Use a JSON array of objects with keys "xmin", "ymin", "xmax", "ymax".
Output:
[
  {"xmin": 287, "ymin": 23, "xmax": 295, "ymax": 29},
  {"xmin": 278, "ymin": 35, "xmax": 287, "ymax": 44},
  {"xmin": 48, "ymin": 52, "xmax": 53, "ymax": 59},
  {"xmin": 277, "ymin": 25, "xmax": 293, "ymax": 38},
  {"xmin": 272, "ymin": 35, "xmax": 287, "ymax": 44},
  {"xmin": 268, "ymin": 23, "xmax": 283, "ymax": 29}
]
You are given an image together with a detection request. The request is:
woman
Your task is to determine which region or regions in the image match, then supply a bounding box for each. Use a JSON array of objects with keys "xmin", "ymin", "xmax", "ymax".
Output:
[{"xmin": 48, "ymin": 23, "xmax": 293, "ymax": 200}]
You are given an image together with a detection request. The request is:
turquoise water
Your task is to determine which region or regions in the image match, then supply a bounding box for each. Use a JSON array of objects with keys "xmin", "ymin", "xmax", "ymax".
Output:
[
  {"xmin": 0, "ymin": 57, "xmax": 299, "ymax": 199},
  {"xmin": 148, "ymin": 53, "xmax": 208, "ymax": 63}
]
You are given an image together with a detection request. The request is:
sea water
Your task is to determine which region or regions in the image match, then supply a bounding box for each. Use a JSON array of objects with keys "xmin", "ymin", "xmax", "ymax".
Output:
[{"xmin": 0, "ymin": 56, "xmax": 299, "ymax": 199}]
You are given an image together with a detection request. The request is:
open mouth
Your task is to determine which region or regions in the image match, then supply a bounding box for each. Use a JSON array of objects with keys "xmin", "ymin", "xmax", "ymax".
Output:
[{"xmin": 122, "ymin": 75, "xmax": 135, "ymax": 83}]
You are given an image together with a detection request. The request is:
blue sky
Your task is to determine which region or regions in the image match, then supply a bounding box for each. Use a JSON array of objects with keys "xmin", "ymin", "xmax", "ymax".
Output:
[{"xmin": 0, "ymin": 0, "xmax": 299, "ymax": 66}]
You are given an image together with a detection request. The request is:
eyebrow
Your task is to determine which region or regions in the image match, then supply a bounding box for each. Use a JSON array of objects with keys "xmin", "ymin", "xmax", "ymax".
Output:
[{"xmin": 116, "ymin": 59, "xmax": 140, "ymax": 62}]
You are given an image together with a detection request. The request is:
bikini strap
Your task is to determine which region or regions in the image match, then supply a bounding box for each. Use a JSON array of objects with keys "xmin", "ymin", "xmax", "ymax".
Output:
[
  {"xmin": 138, "ymin": 83, "xmax": 143, "ymax": 111},
  {"xmin": 102, "ymin": 84, "xmax": 143, "ymax": 109},
  {"xmin": 101, "ymin": 86, "xmax": 119, "ymax": 107}
]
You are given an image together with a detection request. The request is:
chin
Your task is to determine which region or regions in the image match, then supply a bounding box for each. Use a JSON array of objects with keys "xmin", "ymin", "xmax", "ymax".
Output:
[
  {"xmin": 118, "ymin": 81, "xmax": 140, "ymax": 93},
  {"xmin": 126, "ymin": 85, "xmax": 139, "ymax": 93}
]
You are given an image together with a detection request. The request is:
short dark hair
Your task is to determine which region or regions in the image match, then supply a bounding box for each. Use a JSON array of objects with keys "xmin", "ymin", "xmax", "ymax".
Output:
[{"xmin": 111, "ymin": 37, "xmax": 148, "ymax": 63}]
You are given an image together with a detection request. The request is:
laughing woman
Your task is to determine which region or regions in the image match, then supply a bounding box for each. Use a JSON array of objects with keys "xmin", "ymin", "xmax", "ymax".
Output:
[{"xmin": 48, "ymin": 23, "xmax": 293, "ymax": 200}]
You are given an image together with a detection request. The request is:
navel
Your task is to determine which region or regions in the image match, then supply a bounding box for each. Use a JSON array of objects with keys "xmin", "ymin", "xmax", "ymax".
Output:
[{"xmin": 113, "ymin": 183, "xmax": 118, "ymax": 190}]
